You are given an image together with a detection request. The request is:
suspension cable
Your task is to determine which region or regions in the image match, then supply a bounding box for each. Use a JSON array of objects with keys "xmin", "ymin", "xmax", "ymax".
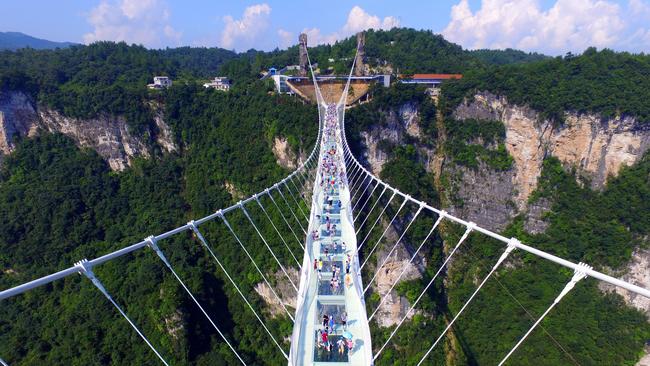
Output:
[
  {"xmin": 415, "ymin": 242, "xmax": 517, "ymax": 366},
  {"xmin": 275, "ymin": 185, "xmax": 307, "ymax": 234},
  {"xmin": 353, "ymin": 178, "xmax": 377, "ymax": 213},
  {"xmin": 363, "ymin": 204, "xmax": 424, "ymax": 294},
  {"xmin": 360, "ymin": 197, "xmax": 409, "ymax": 270},
  {"xmin": 356, "ymin": 185, "xmax": 387, "ymax": 227},
  {"xmin": 356, "ymin": 190, "xmax": 397, "ymax": 251},
  {"xmin": 75, "ymin": 259, "xmax": 170, "ymax": 366},
  {"xmin": 189, "ymin": 222, "xmax": 289, "ymax": 360},
  {"xmin": 461, "ymin": 245, "xmax": 582, "ymax": 366},
  {"xmin": 218, "ymin": 214, "xmax": 295, "ymax": 322},
  {"xmin": 498, "ymin": 263, "xmax": 590, "ymax": 366},
  {"xmin": 283, "ymin": 179, "xmax": 310, "ymax": 221},
  {"xmin": 373, "ymin": 224, "xmax": 475, "ymax": 360},
  {"xmin": 350, "ymin": 171, "xmax": 369, "ymax": 198},
  {"xmin": 369, "ymin": 214, "xmax": 444, "ymax": 321},
  {"xmin": 265, "ymin": 189, "xmax": 305, "ymax": 250},
  {"xmin": 351, "ymin": 174, "xmax": 372, "ymax": 204},
  {"xmin": 240, "ymin": 204, "xmax": 298, "ymax": 292},
  {"xmin": 255, "ymin": 195, "xmax": 302, "ymax": 268},
  {"xmin": 145, "ymin": 236, "xmax": 246, "ymax": 365}
]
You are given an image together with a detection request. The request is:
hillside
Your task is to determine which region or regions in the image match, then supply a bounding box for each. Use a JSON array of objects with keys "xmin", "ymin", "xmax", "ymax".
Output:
[
  {"xmin": 345, "ymin": 48, "xmax": 650, "ymax": 365},
  {"xmin": 0, "ymin": 31, "xmax": 77, "ymax": 50},
  {"xmin": 0, "ymin": 29, "xmax": 648, "ymax": 365}
]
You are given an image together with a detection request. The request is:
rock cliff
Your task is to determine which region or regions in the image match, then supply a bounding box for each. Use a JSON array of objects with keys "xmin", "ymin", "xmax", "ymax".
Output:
[
  {"xmin": 354, "ymin": 92, "xmax": 650, "ymax": 329},
  {"xmin": 0, "ymin": 90, "xmax": 176, "ymax": 170},
  {"xmin": 254, "ymin": 268, "xmax": 299, "ymax": 317},
  {"xmin": 368, "ymin": 217, "xmax": 426, "ymax": 327},
  {"xmin": 599, "ymin": 247, "xmax": 650, "ymax": 319},
  {"xmin": 454, "ymin": 92, "xmax": 650, "ymax": 208}
]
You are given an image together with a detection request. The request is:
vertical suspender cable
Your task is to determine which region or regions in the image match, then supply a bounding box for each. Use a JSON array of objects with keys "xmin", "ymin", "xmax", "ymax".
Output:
[
  {"xmin": 240, "ymin": 204, "xmax": 298, "ymax": 292},
  {"xmin": 356, "ymin": 190, "xmax": 397, "ymax": 251},
  {"xmin": 189, "ymin": 223, "xmax": 289, "ymax": 360},
  {"xmin": 275, "ymin": 185, "xmax": 307, "ymax": 234},
  {"xmin": 498, "ymin": 263, "xmax": 590, "ymax": 366},
  {"xmin": 360, "ymin": 197, "xmax": 409, "ymax": 270},
  {"xmin": 368, "ymin": 214, "xmax": 444, "ymax": 321},
  {"xmin": 356, "ymin": 185, "xmax": 388, "ymax": 227},
  {"xmin": 75, "ymin": 260, "xmax": 170, "ymax": 366},
  {"xmin": 373, "ymin": 224, "xmax": 475, "ymax": 360},
  {"xmin": 255, "ymin": 195, "xmax": 302, "ymax": 268},
  {"xmin": 145, "ymin": 236, "xmax": 246, "ymax": 365},
  {"xmin": 414, "ymin": 242, "xmax": 517, "ymax": 366},
  {"xmin": 363, "ymin": 204, "xmax": 424, "ymax": 293},
  {"xmin": 217, "ymin": 215, "xmax": 295, "ymax": 322},
  {"xmin": 266, "ymin": 189, "xmax": 305, "ymax": 249}
]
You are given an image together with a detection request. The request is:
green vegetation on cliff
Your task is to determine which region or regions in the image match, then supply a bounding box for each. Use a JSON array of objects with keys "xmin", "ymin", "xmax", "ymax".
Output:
[
  {"xmin": 0, "ymin": 80, "xmax": 316, "ymax": 365},
  {"xmin": 443, "ymin": 48, "xmax": 650, "ymax": 124}
]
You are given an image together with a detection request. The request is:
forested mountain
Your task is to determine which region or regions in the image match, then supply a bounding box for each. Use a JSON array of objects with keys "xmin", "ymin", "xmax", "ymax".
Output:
[
  {"xmin": 0, "ymin": 31, "xmax": 77, "ymax": 51},
  {"xmin": 0, "ymin": 28, "xmax": 648, "ymax": 365}
]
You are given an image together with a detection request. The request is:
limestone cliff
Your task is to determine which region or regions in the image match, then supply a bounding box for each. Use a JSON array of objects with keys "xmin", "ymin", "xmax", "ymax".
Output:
[
  {"xmin": 272, "ymin": 137, "xmax": 299, "ymax": 170},
  {"xmin": 360, "ymin": 102, "xmax": 433, "ymax": 175},
  {"xmin": 369, "ymin": 218, "xmax": 426, "ymax": 327},
  {"xmin": 454, "ymin": 91, "xmax": 650, "ymax": 208},
  {"xmin": 0, "ymin": 90, "xmax": 176, "ymax": 171},
  {"xmin": 599, "ymin": 247, "xmax": 650, "ymax": 319},
  {"xmin": 254, "ymin": 268, "xmax": 299, "ymax": 317}
]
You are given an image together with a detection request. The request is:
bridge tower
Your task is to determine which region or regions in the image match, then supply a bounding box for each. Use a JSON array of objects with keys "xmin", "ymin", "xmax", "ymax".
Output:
[
  {"xmin": 299, "ymin": 33, "xmax": 308, "ymax": 77},
  {"xmin": 354, "ymin": 32, "xmax": 366, "ymax": 76}
]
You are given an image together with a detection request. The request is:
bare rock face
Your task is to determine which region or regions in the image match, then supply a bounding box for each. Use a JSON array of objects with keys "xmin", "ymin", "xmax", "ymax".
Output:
[
  {"xmin": 38, "ymin": 108, "xmax": 150, "ymax": 171},
  {"xmin": 152, "ymin": 106, "xmax": 177, "ymax": 154},
  {"xmin": 454, "ymin": 92, "xmax": 650, "ymax": 210},
  {"xmin": 254, "ymin": 268, "xmax": 299, "ymax": 317},
  {"xmin": 599, "ymin": 247, "xmax": 650, "ymax": 319},
  {"xmin": 360, "ymin": 102, "xmax": 427, "ymax": 175},
  {"xmin": 0, "ymin": 91, "xmax": 39, "ymax": 154},
  {"xmin": 0, "ymin": 90, "xmax": 177, "ymax": 171},
  {"xmin": 637, "ymin": 345, "xmax": 650, "ymax": 366},
  {"xmin": 272, "ymin": 137, "xmax": 298, "ymax": 170},
  {"xmin": 369, "ymin": 218, "xmax": 426, "ymax": 327},
  {"xmin": 400, "ymin": 102, "xmax": 421, "ymax": 138},
  {"xmin": 360, "ymin": 118, "xmax": 402, "ymax": 175},
  {"xmin": 523, "ymin": 197, "xmax": 551, "ymax": 234},
  {"xmin": 446, "ymin": 163, "xmax": 517, "ymax": 231}
]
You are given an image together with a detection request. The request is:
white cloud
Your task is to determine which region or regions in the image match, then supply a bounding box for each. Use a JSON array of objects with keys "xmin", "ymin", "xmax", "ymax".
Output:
[
  {"xmin": 84, "ymin": 0, "xmax": 181, "ymax": 48},
  {"xmin": 220, "ymin": 3, "xmax": 271, "ymax": 50},
  {"xmin": 302, "ymin": 6, "xmax": 400, "ymax": 46},
  {"xmin": 342, "ymin": 6, "xmax": 400, "ymax": 34},
  {"xmin": 277, "ymin": 29, "xmax": 294, "ymax": 48},
  {"xmin": 442, "ymin": 0, "xmax": 650, "ymax": 55}
]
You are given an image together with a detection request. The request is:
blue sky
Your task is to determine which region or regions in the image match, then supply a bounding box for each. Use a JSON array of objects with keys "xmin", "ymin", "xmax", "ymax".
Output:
[{"xmin": 2, "ymin": 0, "xmax": 649, "ymax": 55}]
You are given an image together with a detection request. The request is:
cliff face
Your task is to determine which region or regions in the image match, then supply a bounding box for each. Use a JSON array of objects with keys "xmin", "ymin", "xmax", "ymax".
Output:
[
  {"xmin": 0, "ymin": 91, "xmax": 39, "ymax": 154},
  {"xmin": 599, "ymin": 247, "xmax": 650, "ymax": 319},
  {"xmin": 368, "ymin": 217, "xmax": 426, "ymax": 327},
  {"xmin": 360, "ymin": 102, "xmax": 432, "ymax": 175},
  {"xmin": 355, "ymin": 92, "xmax": 650, "ymax": 328},
  {"xmin": 454, "ymin": 92, "xmax": 650, "ymax": 208},
  {"xmin": 0, "ymin": 90, "xmax": 176, "ymax": 171}
]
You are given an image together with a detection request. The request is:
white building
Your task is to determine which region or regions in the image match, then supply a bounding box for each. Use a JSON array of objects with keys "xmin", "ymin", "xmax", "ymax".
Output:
[
  {"xmin": 148, "ymin": 76, "xmax": 172, "ymax": 89},
  {"xmin": 203, "ymin": 77, "xmax": 231, "ymax": 91}
]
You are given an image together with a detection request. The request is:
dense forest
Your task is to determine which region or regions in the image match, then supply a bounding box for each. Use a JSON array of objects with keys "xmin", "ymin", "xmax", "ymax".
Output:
[
  {"xmin": 1, "ymin": 27, "xmax": 649, "ymax": 365},
  {"xmin": 442, "ymin": 47, "xmax": 650, "ymax": 124},
  {"xmin": 0, "ymin": 76, "xmax": 316, "ymax": 364}
]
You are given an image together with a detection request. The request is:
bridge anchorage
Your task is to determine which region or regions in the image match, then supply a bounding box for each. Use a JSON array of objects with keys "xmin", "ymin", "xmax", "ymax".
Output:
[{"xmin": 0, "ymin": 38, "xmax": 649, "ymax": 366}]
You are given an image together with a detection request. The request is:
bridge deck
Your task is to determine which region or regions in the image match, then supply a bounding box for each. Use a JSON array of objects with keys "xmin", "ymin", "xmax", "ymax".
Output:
[{"xmin": 289, "ymin": 104, "xmax": 372, "ymax": 365}]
